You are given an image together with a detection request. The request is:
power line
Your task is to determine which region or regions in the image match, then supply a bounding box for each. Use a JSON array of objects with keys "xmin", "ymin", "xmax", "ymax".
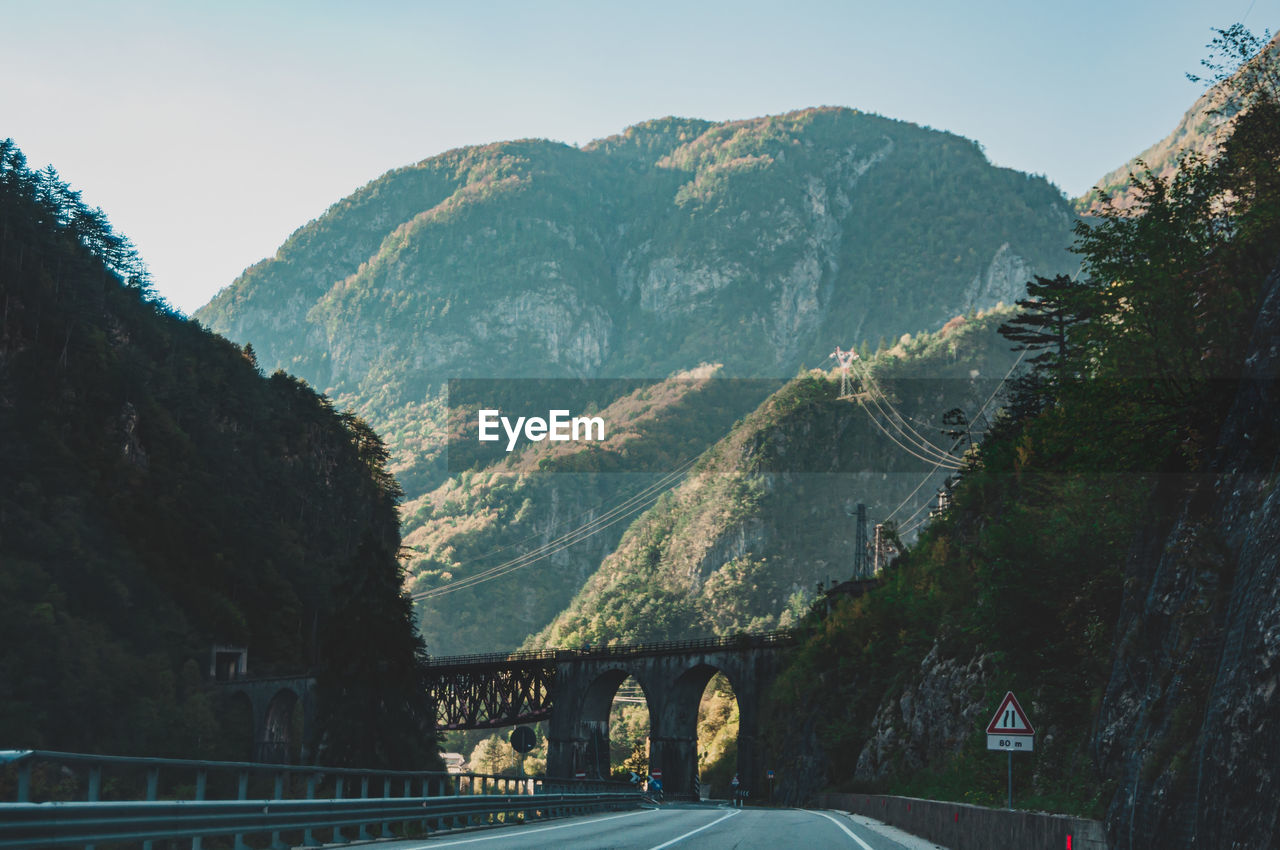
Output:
[
  {"xmin": 411, "ymin": 469, "xmax": 684, "ymax": 599},
  {"xmin": 411, "ymin": 457, "xmax": 699, "ymax": 599},
  {"xmin": 404, "ymin": 451, "xmax": 703, "ymax": 569},
  {"xmin": 854, "ymin": 362, "xmax": 965, "ymax": 467},
  {"xmin": 885, "ymin": 347, "xmax": 1030, "ymax": 524}
]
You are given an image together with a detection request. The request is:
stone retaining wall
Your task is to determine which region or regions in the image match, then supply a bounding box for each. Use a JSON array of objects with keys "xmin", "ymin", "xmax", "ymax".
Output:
[{"xmin": 815, "ymin": 792, "xmax": 1108, "ymax": 850}]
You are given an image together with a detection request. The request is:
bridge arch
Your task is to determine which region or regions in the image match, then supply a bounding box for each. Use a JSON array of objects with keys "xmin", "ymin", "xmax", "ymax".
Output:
[
  {"xmin": 259, "ymin": 687, "xmax": 300, "ymax": 763},
  {"xmin": 566, "ymin": 666, "xmax": 658, "ymax": 779},
  {"xmin": 214, "ymin": 676, "xmax": 317, "ymax": 765},
  {"xmin": 655, "ymin": 664, "xmax": 740, "ymax": 797},
  {"xmin": 539, "ymin": 636, "xmax": 788, "ymax": 797}
]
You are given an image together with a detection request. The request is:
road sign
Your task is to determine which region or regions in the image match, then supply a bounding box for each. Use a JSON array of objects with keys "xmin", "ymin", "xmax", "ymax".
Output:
[
  {"xmin": 731, "ymin": 773, "xmax": 739, "ymax": 787},
  {"xmin": 986, "ymin": 691, "xmax": 1034, "ymax": 751},
  {"xmin": 650, "ymin": 769, "xmax": 662, "ymax": 780},
  {"xmin": 509, "ymin": 726, "xmax": 536, "ymax": 754},
  {"xmin": 766, "ymin": 769, "xmax": 774, "ymax": 779}
]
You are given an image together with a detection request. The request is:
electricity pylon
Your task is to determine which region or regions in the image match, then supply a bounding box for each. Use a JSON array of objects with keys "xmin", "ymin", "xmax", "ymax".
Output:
[{"xmin": 829, "ymin": 346, "xmax": 858, "ymax": 398}]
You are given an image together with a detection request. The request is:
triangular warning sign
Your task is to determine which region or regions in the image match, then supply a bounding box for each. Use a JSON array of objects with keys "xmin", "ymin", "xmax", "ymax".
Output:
[{"xmin": 986, "ymin": 691, "xmax": 1034, "ymax": 735}]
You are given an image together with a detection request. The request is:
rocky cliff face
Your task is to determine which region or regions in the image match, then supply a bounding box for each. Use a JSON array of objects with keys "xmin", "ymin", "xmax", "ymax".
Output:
[
  {"xmin": 196, "ymin": 107, "xmax": 1075, "ymax": 473},
  {"xmin": 855, "ymin": 645, "xmax": 994, "ymax": 782},
  {"xmin": 1094, "ymin": 262, "xmax": 1280, "ymax": 848}
]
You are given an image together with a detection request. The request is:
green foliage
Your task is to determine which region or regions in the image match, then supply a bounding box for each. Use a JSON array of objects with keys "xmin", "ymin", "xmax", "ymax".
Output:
[
  {"xmin": 532, "ymin": 311, "xmax": 1022, "ymax": 648},
  {"xmin": 766, "ymin": 31, "xmax": 1280, "ymax": 815},
  {"xmin": 406, "ymin": 372, "xmax": 774, "ymax": 655},
  {"xmin": 697, "ymin": 673, "xmax": 739, "ymax": 794},
  {"xmin": 0, "ymin": 140, "xmax": 439, "ymax": 766},
  {"xmin": 194, "ymin": 109, "xmax": 1076, "ymax": 656}
]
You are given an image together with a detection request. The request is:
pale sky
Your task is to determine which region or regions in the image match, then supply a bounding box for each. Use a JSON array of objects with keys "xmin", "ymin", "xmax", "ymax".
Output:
[{"xmin": 3, "ymin": 1, "xmax": 1275, "ymax": 313}]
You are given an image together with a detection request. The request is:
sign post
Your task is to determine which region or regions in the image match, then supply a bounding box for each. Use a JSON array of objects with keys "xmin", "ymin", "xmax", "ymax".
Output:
[
  {"xmin": 985, "ymin": 691, "xmax": 1034, "ymax": 809},
  {"xmin": 509, "ymin": 726, "xmax": 536, "ymax": 777},
  {"xmin": 767, "ymin": 769, "xmax": 774, "ymax": 804}
]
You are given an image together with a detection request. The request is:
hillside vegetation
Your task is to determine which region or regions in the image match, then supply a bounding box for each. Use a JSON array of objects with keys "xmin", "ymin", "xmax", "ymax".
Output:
[
  {"xmin": 0, "ymin": 141, "xmax": 438, "ymax": 768},
  {"xmin": 405, "ymin": 367, "xmax": 776, "ymax": 654},
  {"xmin": 195, "ymin": 109, "xmax": 1077, "ymax": 656},
  {"xmin": 766, "ymin": 34, "xmax": 1280, "ymax": 842},
  {"xmin": 1077, "ymin": 26, "xmax": 1278, "ymax": 212},
  {"xmin": 532, "ymin": 309, "xmax": 1021, "ymax": 648}
]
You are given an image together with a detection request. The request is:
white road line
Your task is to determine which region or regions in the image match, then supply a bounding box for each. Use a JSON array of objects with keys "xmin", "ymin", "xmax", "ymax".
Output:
[
  {"xmin": 811, "ymin": 810, "xmax": 876, "ymax": 850},
  {"xmin": 645, "ymin": 808, "xmax": 742, "ymax": 849},
  {"xmin": 400, "ymin": 808, "xmax": 655, "ymax": 847}
]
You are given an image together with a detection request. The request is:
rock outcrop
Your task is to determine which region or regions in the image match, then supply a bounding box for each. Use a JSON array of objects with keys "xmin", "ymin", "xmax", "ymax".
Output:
[{"xmin": 1094, "ymin": 262, "xmax": 1280, "ymax": 848}]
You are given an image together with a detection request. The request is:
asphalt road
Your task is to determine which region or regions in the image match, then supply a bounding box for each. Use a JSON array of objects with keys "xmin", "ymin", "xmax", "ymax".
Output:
[{"xmin": 372, "ymin": 804, "xmax": 927, "ymax": 849}]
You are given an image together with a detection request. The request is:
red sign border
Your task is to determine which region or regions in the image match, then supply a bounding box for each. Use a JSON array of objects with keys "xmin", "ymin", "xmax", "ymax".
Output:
[{"xmin": 985, "ymin": 691, "xmax": 1035, "ymax": 736}]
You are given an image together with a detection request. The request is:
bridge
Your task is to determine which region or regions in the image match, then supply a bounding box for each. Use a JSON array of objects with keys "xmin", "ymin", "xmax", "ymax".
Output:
[
  {"xmin": 425, "ymin": 631, "xmax": 797, "ymax": 799},
  {"xmin": 213, "ymin": 631, "xmax": 796, "ymax": 800}
]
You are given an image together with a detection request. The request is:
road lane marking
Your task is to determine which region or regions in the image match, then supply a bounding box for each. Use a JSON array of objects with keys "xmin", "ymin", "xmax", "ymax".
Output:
[
  {"xmin": 400, "ymin": 808, "xmax": 654, "ymax": 847},
  {"xmin": 645, "ymin": 808, "xmax": 741, "ymax": 849},
  {"xmin": 810, "ymin": 810, "xmax": 875, "ymax": 849}
]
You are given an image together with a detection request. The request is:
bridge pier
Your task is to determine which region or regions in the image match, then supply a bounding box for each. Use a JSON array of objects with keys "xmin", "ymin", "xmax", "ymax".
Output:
[{"xmin": 647, "ymin": 734, "xmax": 697, "ymax": 796}]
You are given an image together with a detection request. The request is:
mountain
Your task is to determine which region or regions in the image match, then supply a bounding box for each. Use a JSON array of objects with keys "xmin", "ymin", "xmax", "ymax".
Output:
[
  {"xmin": 403, "ymin": 366, "xmax": 777, "ymax": 655},
  {"xmin": 195, "ymin": 106, "xmax": 1076, "ymax": 501},
  {"xmin": 1076, "ymin": 28, "xmax": 1279, "ymax": 213},
  {"xmin": 0, "ymin": 140, "xmax": 436, "ymax": 767},
  {"xmin": 531, "ymin": 309, "xmax": 1021, "ymax": 647},
  {"xmin": 194, "ymin": 107, "xmax": 1077, "ymax": 656}
]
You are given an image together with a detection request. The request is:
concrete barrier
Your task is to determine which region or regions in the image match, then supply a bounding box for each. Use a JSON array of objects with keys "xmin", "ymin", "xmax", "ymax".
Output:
[{"xmin": 815, "ymin": 792, "xmax": 1108, "ymax": 850}]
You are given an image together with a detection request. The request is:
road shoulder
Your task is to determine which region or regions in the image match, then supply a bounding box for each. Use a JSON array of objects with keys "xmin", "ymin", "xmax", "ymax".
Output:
[{"xmin": 827, "ymin": 809, "xmax": 951, "ymax": 850}]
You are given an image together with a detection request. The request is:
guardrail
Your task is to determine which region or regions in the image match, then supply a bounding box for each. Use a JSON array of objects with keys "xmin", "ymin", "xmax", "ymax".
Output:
[{"xmin": 0, "ymin": 750, "xmax": 642, "ymax": 849}]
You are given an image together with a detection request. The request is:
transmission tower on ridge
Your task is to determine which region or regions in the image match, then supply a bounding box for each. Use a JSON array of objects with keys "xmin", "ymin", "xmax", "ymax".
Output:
[
  {"xmin": 829, "ymin": 346, "xmax": 858, "ymax": 398},
  {"xmin": 852, "ymin": 502, "xmax": 869, "ymax": 580}
]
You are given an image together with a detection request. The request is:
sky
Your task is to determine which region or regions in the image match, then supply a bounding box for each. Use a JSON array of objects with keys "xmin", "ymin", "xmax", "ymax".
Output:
[{"xmin": 3, "ymin": 0, "xmax": 1276, "ymax": 314}]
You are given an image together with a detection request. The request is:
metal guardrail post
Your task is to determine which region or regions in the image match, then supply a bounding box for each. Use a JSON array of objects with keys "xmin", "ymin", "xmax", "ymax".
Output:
[
  {"xmin": 192, "ymin": 769, "xmax": 207, "ymax": 850},
  {"xmin": 15, "ymin": 763, "xmax": 29, "ymax": 804},
  {"xmin": 86, "ymin": 765, "xmax": 101, "ymax": 850},
  {"xmin": 234, "ymin": 770, "xmax": 249, "ymax": 850},
  {"xmin": 382, "ymin": 777, "xmax": 394, "ymax": 837},
  {"xmin": 270, "ymin": 771, "xmax": 286, "ymax": 850},
  {"xmin": 143, "ymin": 766, "xmax": 160, "ymax": 850},
  {"xmin": 332, "ymin": 776, "xmax": 345, "ymax": 844},
  {"xmin": 304, "ymin": 773, "xmax": 320, "ymax": 848},
  {"xmin": 358, "ymin": 776, "xmax": 371, "ymax": 841}
]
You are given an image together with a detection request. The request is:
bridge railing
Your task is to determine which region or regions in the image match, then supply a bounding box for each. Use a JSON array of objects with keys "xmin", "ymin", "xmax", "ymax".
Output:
[
  {"xmin": 426, "ymin": 628, "xmax": 798, "ymax": 669},
  {"xmin": 0, "ymin": 750, "xmax": 641, "ymax": 849}
]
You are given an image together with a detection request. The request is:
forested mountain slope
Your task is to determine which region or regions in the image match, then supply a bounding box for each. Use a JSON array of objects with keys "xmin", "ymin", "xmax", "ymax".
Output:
[
  {"xmin": 765, "ymin": 36, "xmax": 1280, "ymax": 846},
  {"xmin": 404, "ymin": 366, "xmax": 777, "ymax": 655},
  {"xmin": 531, "ymin": 310, "xmax": 1020, "ymax": 647},
  {"xmin": 0, "ymin": 141, "xmax": 436, "ymax": 767},
  {"xmin": 196, "ymin": 106, "xmax": 1076, "ymax": 507},
  {"xmin": 1077, "ymin": 26, "xmax": 1279, "ymax": 212}
]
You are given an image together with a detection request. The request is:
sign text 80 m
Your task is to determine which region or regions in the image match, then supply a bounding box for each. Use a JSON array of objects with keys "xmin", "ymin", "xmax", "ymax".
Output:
[{"xmin": 478, "ymin": 409, "xmax": 606, "ymax": 452}]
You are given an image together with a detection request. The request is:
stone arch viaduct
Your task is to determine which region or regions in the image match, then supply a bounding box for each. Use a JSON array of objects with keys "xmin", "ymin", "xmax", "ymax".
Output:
[
  {"xmin": 425, "ymin": 631, "xmax": 796, "ymax": 798},
  {"xmin": 216, "ymin": 675, "xmax": 318, "ymax": 764}
]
